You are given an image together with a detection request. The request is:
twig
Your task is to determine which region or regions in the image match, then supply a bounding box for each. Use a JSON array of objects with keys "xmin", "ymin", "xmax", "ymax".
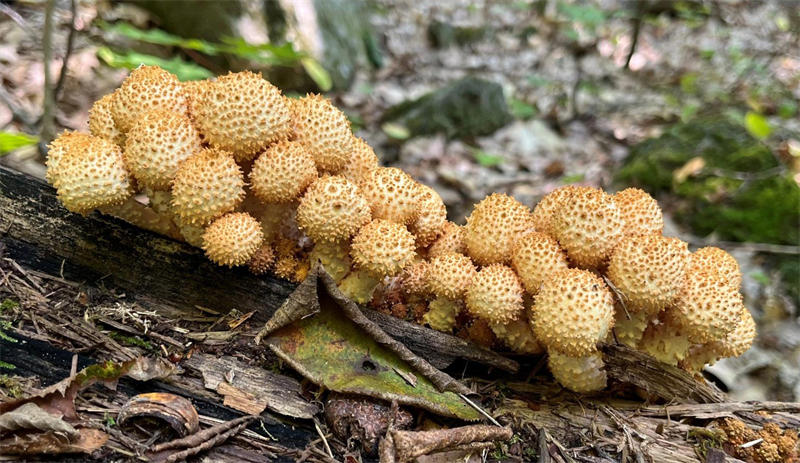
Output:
[
  {"xmin": 624, "ymin": 4, "xmax": 643, "ymax": 70},
  {"xmin": 313, "ymin": 419, "xmax": 334, "ymax": 459},
  {"xmin": 151, "ymin": 414, "xmax": 256, "ymax": 453},
  {"xmin": 40, "ymin": 0, "xmax": 56, "ymax": 149},
  {"xmin": 53, "ymin": 0, "xmax": 77, "ymax": 103},
  {"xmin": 458, "ymin": 393, "xmax": 502, "ymax": 427}
]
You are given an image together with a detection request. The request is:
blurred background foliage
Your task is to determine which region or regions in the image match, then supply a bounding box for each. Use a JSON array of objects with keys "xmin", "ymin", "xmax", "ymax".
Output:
[{"xmin": 0, "ymin": 0, "xmax": 798, "ymax": 399}]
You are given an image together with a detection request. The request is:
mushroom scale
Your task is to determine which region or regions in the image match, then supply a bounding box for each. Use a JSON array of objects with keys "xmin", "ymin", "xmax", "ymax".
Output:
[
  {"xmin": 289, "ymin": 93, "xmax": 353, "ymax": 173},
  {"xmin": 464, "ymin": 193, "xmax": 535, "ymax": 266},
  {"xmin": 111, "ymin": 65, "xmax": 188, "ymax": 133},
  {"xmin": 250, "ymin": 140, "xmax": 318, "ymax": 204},
  {"xmin": 296, "ymin": 176, "xmax": 371, "ymax": 243},
  {"xmin": 202, "ymin": 212, "xmax": 264, "ymax": 267}
]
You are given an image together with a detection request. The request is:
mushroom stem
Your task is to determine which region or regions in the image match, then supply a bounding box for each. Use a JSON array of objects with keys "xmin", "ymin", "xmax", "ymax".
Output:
[
  {"xmin": 422, "ymin": 297, "xmax": 460, "ymax": 333},
  {"xmin": 338, "ymin": 269, "xmax": 380, "ymax": 304},
  {"xmin": 99, "ymin": 197, "xmax": 181, "ymax": 240}
]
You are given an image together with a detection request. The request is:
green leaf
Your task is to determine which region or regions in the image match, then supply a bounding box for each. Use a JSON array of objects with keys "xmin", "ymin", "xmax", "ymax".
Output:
[
  {"xmin": 381, "ymin": 122, "xmax": 410, "ymax": 140},
  {"xmin": 508, "ymin": 97, "xmax": 537, "ymax": 120},
  {"xmin": 679, "ymin": 72, "xmax": 698, "ymax": 95},
  {"xmin": 560, "ymin": 173, "xmax": 585, "ymax": 184},
  {"xmin": 267, "ymin": 299, "xmax": 480, "ymax": 420},
  {"xmin": 98, "ymin": 21, "xmax": 221, "ymax": 54},
  {"xmin": 472, "ymin": 149, "xmax": 504, "ymax": 167},
  {"xmin": 744, "ymin": 111, "xmax": 771, "ymax": 140},
  {"xmin": 97, "ymin": 46, "xmax": 213, "ymax": 81},
  {"xmin": 558, "ymin": 2, "xmax": 606, "ymax": 29},
  {"xmin": 301, "ymin": 57, "xmax": 332, "ymax": 91},
  {"xmin": 0, "ymin": 132, "xmax": 38, "ymax": 155}
]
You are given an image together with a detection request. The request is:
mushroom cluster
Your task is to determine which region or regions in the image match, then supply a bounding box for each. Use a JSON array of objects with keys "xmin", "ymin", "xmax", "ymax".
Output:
[{"xmin": 46, "ymin": 65, "xmax": 755, "ymax": 393}]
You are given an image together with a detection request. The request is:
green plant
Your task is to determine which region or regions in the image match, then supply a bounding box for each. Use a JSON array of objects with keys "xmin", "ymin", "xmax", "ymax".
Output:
[{"xmin": 0, "ymin": 132, "xmax": 38, "ymax": 156}]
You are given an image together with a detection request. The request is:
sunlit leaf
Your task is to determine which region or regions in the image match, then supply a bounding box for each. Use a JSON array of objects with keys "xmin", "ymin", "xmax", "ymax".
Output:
[
  {"xmin": 97, "ymin": 46, "xmax": 213, "ymax": 81},
  {"xmin": 560, "ymin": 173, "xmax": 585, "ymax": 184},
  {"xmin": 744, "ymin": 111, "xmax": 771, "ymax": 140},
  {"xmin": 472, "ymin": 149, "xmax": 504, "ymax": 167},
  {"xmin": 0, "ymin": 132, "xmax": 38, "ymax": 156},
  {"xmin": 508, "ymin": 97, "xmax": 536, "ymax": 120},
  {"xmin": 98, "ymin": 21, "xmax": 221, "ymax": 54},
  {"xmin": 381, "ymin": 122, "xmax": 410, "ymax": 140},
  {"xmin": 301, "ymin": 57, "xmax": 332, "ymax": 91}
]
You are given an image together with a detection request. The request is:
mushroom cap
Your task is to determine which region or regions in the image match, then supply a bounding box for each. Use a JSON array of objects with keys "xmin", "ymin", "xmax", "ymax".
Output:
[
  {"xmin": 192, "ymin": 71, "xmax": 291, "ymax": 162},
  {"xmin": 360, "ymin": 167, "xmax": 422, "ymax": 225},
  {"xmin": 88, "ymin": 92, "xmax": 125, "ymax": 146},
  {"xmin": 296, "ymin": 176, "xmax": 371, "ymax": 243},
  {"xmin": 465, "ymin": 264, "xmax": 525, "ymax": 325},
  {"xmin": 464, "ymin": 193, "xmax": 535, "ymax": 266},
  {"xmin": 289, "ymin": 93, "xmax": 353, "ymax": 173},
  {"xmin": 400, "ymin": 260, "xmax": 432, "ymax": 297},
  {"xmin": 611, "ymin": 304, "xmax": 649, "ymax": 347},
  {"xmin": 170, "ymin": 147, "xmax": 245, "ymax": 226},
  {"xmin": 55, "ymin": 135, "xmax": 134, "ymax": 214},
  {"xmin": 250, "ymin": 140, "xmax": 318, "ymax": 203},
  {"xmin": 45, "ymin": 130, "xmax": 94, "ymax": 188},
  {"xmin": 637, "ymin": 315, "xmax": 691, "ymax": 365},
  {"xmin": 350, "ymin": 219, "xmax": 416, "ymax": 278},
  {"xmin": 551, "ymin": 186, "xmax": 623, "ymax": 269},
  {"xmin": 202, "ymin": 212, "xmax": 264, "ymax": 267},
  {"xmin": 547, "ymin": 351, "xmax": 607, "ymax": 393},
  {"xmin": 531, "ymin": 185, "xmax": 581, "ymax": 236},
  {"xmin": 672, "ymin": 267, "xmax": 743, "ymax": 343},
  {"xmin": 182, "ymin": 79, "xmax": 212, "ymax": 123},
  {"xmin": 718, "ymin": 307, "xmax": 756, "ymax": 357},
  {"xmin": 511, "ymin": 231, "xmax": 570, "ymax": 295},
  {"xmin": 531, "ymin": 268, "xmax": 615, "ymax": 356},
  {"xmin": 111, "ymin": 65, "xmax": 188, "ymax": 133},
  {"xmin": 340, "ymin": 136, "xmax": 379, "ymax": 185},
  {"xmin": 410, "ymin": 184, "xmax": 448, "ymax": 248},
  {"xmin": 613, "ymin": 188, "xmax": 664, "ymax": 236},
  {"xmin": 124, "ymin": 109, "xmax": 203, "ymax": 191},
  {"xmin": 490, "ymin": 313, "xmax": 543, "ymax": 354},
  {"xmin": 255, "ymin": 201, "xmax": 298, "ymax": 244},
  {"xmin": 427, "ymin": 221, "xmax": 466, "ymax": 257},
  {"xmin": 247, "ymin": 244, "xmax": 275, "ymax": 275},
  {"xmin": 427, "ymin": 252, "xmax": 477, "ymax": 300},
  {"xmin": 688, "ymin": 247, "xmax": 742, "ymax": 289},
  {"xmin": 606, "ymin": 234, "xmax": 689, "ymax": 314}
]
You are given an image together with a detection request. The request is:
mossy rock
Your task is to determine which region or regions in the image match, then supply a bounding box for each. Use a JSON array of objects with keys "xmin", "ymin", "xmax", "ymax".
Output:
[
  {"xmin": 382, "ymin": 77, "xmax": 513, "ymax": 139},
  {"xmin": 617, "ymin": 117, "xmax": 799, "ymax": 246}
]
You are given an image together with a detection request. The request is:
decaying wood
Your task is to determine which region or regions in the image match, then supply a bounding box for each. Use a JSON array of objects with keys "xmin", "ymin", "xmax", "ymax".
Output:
[{"xmin": 0, "ymin": 166, "xmax": 514, "ymax": 373}]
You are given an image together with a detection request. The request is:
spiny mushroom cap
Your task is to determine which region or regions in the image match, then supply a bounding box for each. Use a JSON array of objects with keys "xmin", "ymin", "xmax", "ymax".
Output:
[
  {"xmin": 688, "ymin": 247, "xmax": 742, "ymax": 289},
  {"xmin": 511, "ymin": 231, "xmax": 569, "ymax": 295},
  {"xmin": 88, "ymin": 92, "xmax": 125, "ymax": 146},
  {"xmin": 400, "ymin": 260, "xmax": 432, "ymax": 297},
  {"xmin": 464, "ymin": 193, "xmax": 535, "ymax": 266},
  {"xmin": 531, "ymin": 268, "xmax": 615, "ymax": 356},
  {"xmin": 531, "ymin": 185, "xmax": 581, "ymax": 237},
  {"xmin": 547, "ymin": 351, "xmax": 607, "ymax": 393},
  {"xmin": 672, "ymin": 267, "xmax": 744, "ymax": 343},
  {"xmin": 55, "ymin": 135, "xmax": 134, "ymax": 214},
  {"xmin": 202, "ymin": 212, "xmax": 264, "ymax": 267},
  {"xmin": 247, "ymin": 244, "xmax": 275, "ymax": 275},
  {"xmin": 606, "ymin": 234, "xmax": 689, "ymax": 315},
  {"xmin": 111, "ymin": 65, "xmax": 188, "ymax": 133},
  {"xmin": 637, "ymin": 316, "xmax": 691, "ymax": 366},
  {"xmin": 255, "ymin": 201, "xmax": 298, "ymax": 244},
  {"xmin": 351, "ymin": 219, "xmax": 416, "ymax": 278},
  {"xmin": 249, "ymin": 140, "xmax": 318, "ymax": 203},
  {"xmin": 170, "ymin": 148, "xmax": 245, "ymax": 226},
  {"xmin": 410, "ymin": 184, "xmax": 448, "ymax": 248},
  {"xmin": 613, "ymin": 188, "xmax": 664, "ymax": 236},
  {"xmin": 465, "ymin": 264, "xmax": 525, "ymax": 325},
  {"xmin": 182, "ymin": 79, "xmax": 212, "ymax": 122},
  {"xmin": 193, "ymin": 71, "xmax": 291, "ymax": 162},
  {"xmin": 551, "ymin": 186, "xmax": 624, "ymax": 269},
  {"xmin": 124, "ymin": 109, "xmax": 203, "ymax": 191},
  {"xmin": 290, "ymin": 93, "xmax": 353, "ymax": 173},
  {"xmin": 360, "ymin": 167, "xmax": 422, "ymax": 225},
  {"xmin": 491, "ymin": 313, "xmax": 543, "ymax": 354},
  {"xmin": 340, "ymin": 136, "xmax": 379, "ymax": 185},
  {"xmin": 611, "ymin": 305, "xmax": 649, "ymax": 347},
  {"xmin": 426, "ymin": 252, "xmax": 477, "ymax": 300},
  {"xmin": 296, "ymin": 176, "xmax": 371, "ymax": 243},
  {"xmin": 45, "ymin": 130, "xmax": 94, "ymax": 188},
  {"xmin": 427, "ymin": 221, "xmax": 466, "ymax": 257},
  {"xmin": 718, "ymin": 307, "xmax": 756, "ymax": 357}
]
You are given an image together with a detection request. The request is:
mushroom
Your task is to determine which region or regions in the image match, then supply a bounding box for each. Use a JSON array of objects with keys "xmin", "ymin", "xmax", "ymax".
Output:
[
  {"xmin": 340, "ymin": 136, "xmax": 379, "ymax": 186},
  {"xmin": 88, "ymin": 92, "xmax": 125, "ymax": 146},
  {"xmin": 498, "ymin": 313, "xmax": 543, "ymax": 354},
  {"xmin": 45, "ymin": 130, "xmax": 94, "ymax": 188},
  {"xmin": 422, "ymin": 252, "xmax": 476, "ymax": 332},
  {"xmin": 248, "ymin": 244, "xmax": 275, "ymax": 275},
  {"xmin": 309, "ymin": 240, "xmax": 352, "ymax": 283},
  {"xmin": 687, "ymin": 246, "xmax": 742, "ymax": 289},
  {"xmin": 679, "ymin": 307, "xmax": 756, "ymax": 373},
  {"xmin": 289, "ymin": 93, "xmax": 353, "ymax": 173},
  {"xmin": 613, "ymin": 187, "xmax": 664, "ymax": 236},
  {"xmin": 111, "ymin": 65, "xmax": 188, "ymax": 133},
  {"xmin": 53, "ymin": 134, "xmax": 134, "ymax": 214},
  {"xmin": 531, "ymin": 185, "xmax": 581, "ymax": 237},
  {"xmin": 399, "ymin": 260, "xmax": 431, "ymax": 300},
  {"xmin": 359, "ymin": 167, "xmax": 422, "ymax": 225},
  {"xmin": 124, "ymin": 109, "xmax": 203, "ymax": 191},
  {"xmin": 465, "ymin": 264, "xmax": 525, "ymax": 325},
  {"xmin": 427, "ymin": 221, "xmax": 466, "ymax": 257},
  {"xmin": 409, "ymin": 184, "xmax": 447, "ymax": 248},
  {"xmin": 637, "ymin": 311, "xmax": 692, "ymax": 366},
  {"xmin": 464, "ymin": 193, "xmax": 535, "ymax": 266},
  {"xmin": 250, "ymin": 140, "xmax": 318, "ymax": 204},
  {"xmin": 340, "ymin": 219, "xmax": 416, "ymax": 303},
  {"xmin": 671, "ymin": 266, "xmax": 743, "ymax": 343},
  {"xmin": 511, "ymin": 231, "xmax": 569, "ymax": 295},
  {"xmin": 531, "ymin": 268, "xmax": 615, "ymax": 356},
  {"xmin": 610, "ymin": 304, "xmax": 650, "ymax": 348},
  {"xmin": 170, "ymin": 147, "xmax": 245, "ymax": 226},
  {"xmin": 550, "ymin": 186, "xmax": 623, "ymax": 269},
  {"xmin": 547, "ymin": 351, "xmax": 607, "ymax": 393},
  {"xmin": 296, "ymin": 176, "xmax": 371, "ymax": 243},
  {"xmin": 201, "ymin": 212, "xmax": 264, "ymax": 267},
  {"xmin": 606, "ymin": 234, "xmax": 689, "ymax": 315}
]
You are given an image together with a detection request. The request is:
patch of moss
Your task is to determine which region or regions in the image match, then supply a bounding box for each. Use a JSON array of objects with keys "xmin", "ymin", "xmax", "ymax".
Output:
[
  {"xmin": 0, "ymin": 374, "xmax": 23, "ymax": 397},
  {"xmin": 0, "ymin": 299, "xmax": 19, "ymax": 312},
  {"xmin": 109, "ymin": 331, "xmax": 155, "ymax": 351}
]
